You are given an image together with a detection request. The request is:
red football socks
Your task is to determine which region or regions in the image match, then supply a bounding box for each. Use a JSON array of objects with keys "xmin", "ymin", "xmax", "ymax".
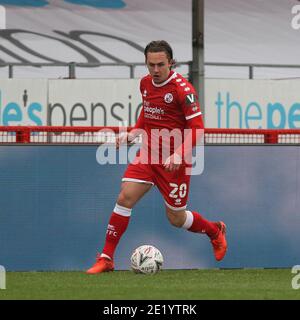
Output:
[
  {"xmin": 185, "ymin": 210, "xmax": 219, "ymax": 239},
  {"xmin": 101, "ymin": 205, "xmax": 131, "ymax": 259}
]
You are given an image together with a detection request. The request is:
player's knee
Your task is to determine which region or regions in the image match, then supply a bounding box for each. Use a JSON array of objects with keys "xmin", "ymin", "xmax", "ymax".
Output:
[
  {"xmin": 117, "ymin": 191, "xmax": 135, "ymax": 208},
  {"xmin": 166, "ymin": 210, "xmax": 185, "ymax": 228}
]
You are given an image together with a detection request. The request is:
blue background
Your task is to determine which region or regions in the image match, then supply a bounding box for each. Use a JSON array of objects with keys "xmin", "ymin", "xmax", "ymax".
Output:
[{"xmin": 0, "ymin": 145, "xmax": 299, "ymax": 271}]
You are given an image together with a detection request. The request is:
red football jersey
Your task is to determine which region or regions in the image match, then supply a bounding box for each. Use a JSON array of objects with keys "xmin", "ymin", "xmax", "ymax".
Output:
[
  {"xmin": 140, "ymin": 70, "xmax": 202, "ymax": 131},
  {"xmin": 123, "ymin": 71, "xmax": 203, "ymax": 204},
  {"xmin": 137, "ymin": 70, "xmax": 203, "ymax": 162}
]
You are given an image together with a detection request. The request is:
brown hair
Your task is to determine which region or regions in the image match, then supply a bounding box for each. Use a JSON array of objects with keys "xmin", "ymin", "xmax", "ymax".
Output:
[{"xmin": 144, "ymin": 40, "xmax": 174, "ymax": 61}]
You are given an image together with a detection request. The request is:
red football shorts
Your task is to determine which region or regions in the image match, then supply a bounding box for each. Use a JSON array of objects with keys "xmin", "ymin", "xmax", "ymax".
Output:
[{"xmin": 122, "ymin": 162, "xmax": 191, "ymax": 211}]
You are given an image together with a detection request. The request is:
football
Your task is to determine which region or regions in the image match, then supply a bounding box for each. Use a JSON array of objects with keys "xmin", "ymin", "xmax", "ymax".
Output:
[{"xmin": 131, "ymin": 245, "xmax": 163, "ymax": 274}]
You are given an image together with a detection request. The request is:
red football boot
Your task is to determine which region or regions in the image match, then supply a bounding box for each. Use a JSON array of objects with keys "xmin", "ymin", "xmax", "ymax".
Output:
[
  {"xmin": 210, "ymin": 221, "xmax": 227, "ymax": 261},
  {"xmin": 86, "ymin": 254, "xmax": 114, "ymax": 274}
]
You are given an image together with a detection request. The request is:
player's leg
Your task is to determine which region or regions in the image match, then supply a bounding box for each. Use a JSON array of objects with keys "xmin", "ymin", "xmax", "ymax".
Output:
[
  {"xmin": 165, "ymin": 206, "xmax": 220, "ymax": 239},
  {"xmin": 86, "ymin": 181, "xmax": 152, "ymax": 274},
  {"xmin": 86, "ymin": 162, "xmax": 154, "ymax": 274},
  {"xmin": 153, "ymin": 165, "xmax": 227, "ymax": 261},
  {"xmin": 116, "ymin": 180, "xmax": 152, "ymax": 208},
  {"xmin": 165, "ymin": 206, "xmax": 227, "ymax": 261},
  {"xmin": 100, "ymin": 181, "xmax": 152, "ymax": 260}
]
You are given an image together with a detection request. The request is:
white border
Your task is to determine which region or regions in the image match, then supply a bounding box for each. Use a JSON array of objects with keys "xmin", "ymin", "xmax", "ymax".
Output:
[
  {"xmin": 152, "ymin": 72, "xmax": 177, "ymax": 87},
  {"xmin": 122, "ymin": 178, "xmax": 154, "ymax": 185},
  {"xmin": 185, "ymin": 112, "xmax": 202, "ymax": 120}
]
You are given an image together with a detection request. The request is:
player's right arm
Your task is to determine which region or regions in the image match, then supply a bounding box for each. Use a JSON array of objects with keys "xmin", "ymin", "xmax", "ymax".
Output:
[
  {"xmin": 116, "ymin": 111, "xmax": 144, "ymax": 148},
  {"xmin": 116, "ymin": 81, "xmax": 145, "ymax": 148}
]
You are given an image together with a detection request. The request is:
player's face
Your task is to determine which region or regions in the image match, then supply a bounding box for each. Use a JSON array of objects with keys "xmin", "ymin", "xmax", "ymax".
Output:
[{"xmin": 146, "ymin": 51, "xmax": 172, "ymax": 84}]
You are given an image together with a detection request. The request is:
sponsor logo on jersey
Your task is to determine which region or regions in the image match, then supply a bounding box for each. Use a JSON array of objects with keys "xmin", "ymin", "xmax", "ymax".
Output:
[
  {"xmin": 144, "ymin": 106, "xmax": 165, "ymax": 115},
  {"xmin": 144, "ymin": 105, "xmax": 165, "ymax": 120},
  {"xmin": 184, "ymin": 87, "xmax": 191, "ymax": 92},
  {"xmin": 164, "ymin": 93, "xmax": 173, "ymax": 104}
]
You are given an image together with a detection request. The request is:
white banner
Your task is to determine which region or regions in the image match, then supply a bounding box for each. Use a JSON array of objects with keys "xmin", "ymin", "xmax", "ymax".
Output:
[
  {"xmin": 0, "ymin": 79, "xmax": 48, "ymax": 126},
  {"xmin": 48, "ymin": 79, "xmax": 141, "ymax": 126},
  {"xmin": 1, "ymin": 78, "xmax": 300, "ymax": 128},
  {"xmin": 205, "ymin": 79, "xmax": 300, "ymax": 129}
]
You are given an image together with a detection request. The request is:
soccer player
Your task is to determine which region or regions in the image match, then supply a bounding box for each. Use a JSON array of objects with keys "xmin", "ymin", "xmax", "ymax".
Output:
[{"xmin": 86, "ymin": 40, "xmax": 227, "ymax": 274}]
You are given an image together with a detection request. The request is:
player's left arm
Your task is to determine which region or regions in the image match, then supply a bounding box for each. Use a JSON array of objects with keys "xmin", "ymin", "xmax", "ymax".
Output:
[
  {"xmin": 178, "ymin": 114, "xmax": 204, "ymax": 161},
  {"xmin": 164, "ymin": 85, "xmax": 204, "ymax": 171}
]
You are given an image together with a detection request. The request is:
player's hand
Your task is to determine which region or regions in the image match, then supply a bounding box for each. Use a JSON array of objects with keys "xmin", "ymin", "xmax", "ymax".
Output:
[
  {"xmin": 116, "ymin": 132, "xmax": 134, "ymax": 149},
  {"xmin": 163, "ymin": 153, "xmax": 182, "ymax": 172}
]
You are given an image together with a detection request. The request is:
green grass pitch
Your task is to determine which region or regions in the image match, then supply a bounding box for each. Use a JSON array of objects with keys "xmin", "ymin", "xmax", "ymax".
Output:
[{"xmin": 1, "ymin": 269, "xmax": 299, "ymax": 300}]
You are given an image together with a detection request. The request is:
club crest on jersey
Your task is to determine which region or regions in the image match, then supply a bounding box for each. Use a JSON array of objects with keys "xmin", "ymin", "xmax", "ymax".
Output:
[
  {"xmin": 185, "ymin": 93, "xmax": 197, "ymax": 105},
  {"xmin": 164, "ymin": 93, "xmax": 173, "ymax": 104}
]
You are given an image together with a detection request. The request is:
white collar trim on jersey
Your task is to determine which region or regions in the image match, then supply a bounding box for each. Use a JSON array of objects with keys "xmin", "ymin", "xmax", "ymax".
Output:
[{"xmin": 152, "ymin": 72, "xmax": 177, "ymax": 87}]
